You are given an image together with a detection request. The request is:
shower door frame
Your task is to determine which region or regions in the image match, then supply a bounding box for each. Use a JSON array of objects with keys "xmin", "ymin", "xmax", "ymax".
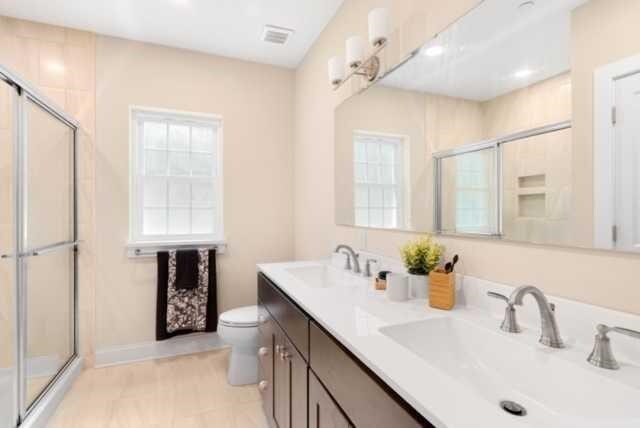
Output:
[{"xmin": 0, "ymin": 64, "xmax": 80, "ymax": 426}]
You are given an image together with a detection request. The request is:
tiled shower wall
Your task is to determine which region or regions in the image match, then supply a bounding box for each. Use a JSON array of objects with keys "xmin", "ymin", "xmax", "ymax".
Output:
[{"xmin": 0, "ymin": 16, "xmax": 97, "ymax": 366}]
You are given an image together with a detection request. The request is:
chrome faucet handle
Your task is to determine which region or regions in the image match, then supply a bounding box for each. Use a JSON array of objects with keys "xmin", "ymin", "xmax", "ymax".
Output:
[
  {"xmin": 363, "ymin": 258, "xmax": 377, "ymax": 277},
  {"xmin": 488, "ymin": 291, "xmax": 522, "ymax": 333},
  {"xmin": 587, "ymin": 324, "xmax": 640, "ymax": 370}
]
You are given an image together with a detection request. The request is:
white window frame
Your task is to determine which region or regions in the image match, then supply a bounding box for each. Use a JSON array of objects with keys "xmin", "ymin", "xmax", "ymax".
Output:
[
  {"xmin": 128, "ymin": 106, "xmax": 224, "ymax": 248},
  {"xmin": 352, "ymin": 130, "xmax": 408, "ymax": 229}
]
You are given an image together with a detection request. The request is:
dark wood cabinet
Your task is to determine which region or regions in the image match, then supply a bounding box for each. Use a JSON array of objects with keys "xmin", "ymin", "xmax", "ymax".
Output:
[
  {"xmin": 309, "ymin": 371, "xmax": 352, "ymax": 428},
  {"xmin": 257, "ymin": 272, "xmax": 433, "ymax": 428},
  {"xmin": 273, "ymin": 329, "xmax": 307, "ymax": 428},
  {"xmin": 258, "ymin": 306, "xmax": 276, "ymax": 427},
  {"xmin": 258, "ymin": 274, "xmax": 308, "ymax": 428}
]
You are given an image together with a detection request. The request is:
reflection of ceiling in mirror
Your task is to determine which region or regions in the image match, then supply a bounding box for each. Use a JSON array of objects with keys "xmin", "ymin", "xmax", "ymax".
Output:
[{"xmin": 380, "ymin": 0, "xmax": 588, "ymax": 101}]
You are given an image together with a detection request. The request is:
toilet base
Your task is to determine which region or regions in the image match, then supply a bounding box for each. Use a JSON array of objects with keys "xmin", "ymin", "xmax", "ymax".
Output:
[{"xmin": 227, "ymin": 345, "xmax": 259, "ymax": 386}]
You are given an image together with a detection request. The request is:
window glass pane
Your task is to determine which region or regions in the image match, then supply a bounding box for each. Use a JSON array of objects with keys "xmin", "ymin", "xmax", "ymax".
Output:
[
  {"xmin": 192, "ymin": 209, "xmax": 214, "ymax": 234},
  {"xmin": 354, "ymin": 208, "xmax": 368, "ymax": 227},
  {"xmin": 380, "ymin": 144, "xmax": 395, "ymax": 164},
  {"xmin": 369, "ymin": 186, "xmax": 383, "ymax": 208},
  {"xmin": 192, "ymin": 153, "xmax": 214, "ymax": 177},
  {"xmin": 354, "ymin": 164, "xmax": 366, "ymax": 183},
  {"xmin": 354, "ymin": 185, "xmax": 368, "ymax": 207},
  {"xmin": 367, "ymin": 142, "xmax": 380, "ymax": 163},
  {"xmin": 143, "ymin": 177, "xmax": 167, "ymax": 207},
  {"xmin": 143, "ymin": 208, "xmax": 166, "ymax": 235},
  {"xmin": 168, "ymin": 208, "xmax": 190, "ymax": 234},
  {"xmin": 168, "ymin": 152, "xmax": 190, "ymax": 176},
  {"xmin": 367, "ymin": 164, "xmax": 380, "ymax": 184},
  {"xmin": 369, "ymin": 209, "xmax": 383, "ymax": 228},
  {"xmin": 169, "ymin": 180, "xmax": 190, "ymax": 207},
  {"xmin": 192, "ymin": 127, "xmax": 215, "ymax": 152},
  {"xmin": 380, "ymin": 165, "xmax": 395, "ymax": 185},
  {"xmin": 383, "ymin": 188, "xmax": 397, "ymax": 207},
  {"xmin": 192, "ymin": 181, "xmax": 215, "ymax": 207},
  {"xmin": 143, "ymin": 121, "xmax": 166, "ymax": 149},
  {"xmin": 354, "ymin": 140, "xmax": 367, "ymax": 162},
  {"xmin": 169, "ymin": 124, "xmax": 189, "ymax": 150},
  {"xmin": 145, "ymin": 150, "xmax": 167, "ymax": 176}
]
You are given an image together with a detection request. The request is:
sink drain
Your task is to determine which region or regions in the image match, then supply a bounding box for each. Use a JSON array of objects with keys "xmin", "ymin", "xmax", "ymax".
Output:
[{"xmin": 500, "ymin": 400, "xmax": 527, "ymax": 417}]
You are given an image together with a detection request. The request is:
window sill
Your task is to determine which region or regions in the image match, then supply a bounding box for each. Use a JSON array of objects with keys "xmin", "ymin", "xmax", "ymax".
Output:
[{"xmin": 126, "ymin": 239, "xmax": 227, "ymax": 258}]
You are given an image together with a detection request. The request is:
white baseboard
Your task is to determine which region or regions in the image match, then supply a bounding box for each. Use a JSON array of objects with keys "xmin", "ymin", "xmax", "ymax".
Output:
[
  {"xmin": 95, "ymin": 332, "xmax": 227, "ymax": 368},
  {"xmin": 22, "ymin": 356, "xmax": 83, "ymax": 428}
]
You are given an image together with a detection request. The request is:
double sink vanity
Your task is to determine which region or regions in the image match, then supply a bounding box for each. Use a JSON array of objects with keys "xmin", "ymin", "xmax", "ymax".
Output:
[{"xmin": 256, "ymin": 252, "xmax": 640, "ymax": 428}]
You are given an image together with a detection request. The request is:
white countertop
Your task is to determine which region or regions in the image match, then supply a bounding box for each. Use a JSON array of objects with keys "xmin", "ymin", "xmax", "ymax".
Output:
[{"xmin": 258, "ymin": 260, "xmax": 640, "ymax": 428}]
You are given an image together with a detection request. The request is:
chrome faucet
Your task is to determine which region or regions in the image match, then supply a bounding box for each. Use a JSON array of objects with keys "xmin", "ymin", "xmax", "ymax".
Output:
[
  {"xmin": 509, "ymin": 285, "xmax": 564, "ymax": 348},
  {"xmin": 334, "ymin": 244, "xmax": 361, "ymax": 274}
]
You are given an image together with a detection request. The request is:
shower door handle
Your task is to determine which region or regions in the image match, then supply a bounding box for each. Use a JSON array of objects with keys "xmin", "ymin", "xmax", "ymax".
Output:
[{"xmin": 20, "ymin": 240, "xmax": 80, "ymax": 258}]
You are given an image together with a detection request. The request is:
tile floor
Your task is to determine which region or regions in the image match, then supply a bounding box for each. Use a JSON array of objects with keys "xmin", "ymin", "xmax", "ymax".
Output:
[{"xmin": 48, "ymin": 349, "xmax": 268, "ymax": 428}]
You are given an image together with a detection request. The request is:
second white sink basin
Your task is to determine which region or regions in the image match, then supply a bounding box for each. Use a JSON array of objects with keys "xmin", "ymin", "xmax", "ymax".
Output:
[{"xmin": 380, "ymin": 317, "xmax": 640, "ymax": 427}]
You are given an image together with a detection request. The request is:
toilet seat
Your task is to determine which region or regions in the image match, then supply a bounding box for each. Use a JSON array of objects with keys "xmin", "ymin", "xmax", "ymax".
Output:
[{"xmin": 219, "ymin": 305, "xmax": 259, "ymax": 328}]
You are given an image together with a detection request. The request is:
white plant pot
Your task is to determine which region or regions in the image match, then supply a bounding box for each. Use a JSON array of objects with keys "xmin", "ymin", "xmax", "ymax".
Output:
[{"xmin": 408, "ymin": 273, "xmax": 429, "ymax": 299}]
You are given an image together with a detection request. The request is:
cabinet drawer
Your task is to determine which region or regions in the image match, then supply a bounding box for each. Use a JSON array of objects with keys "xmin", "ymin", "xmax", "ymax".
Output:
[
  {"xmin": 258, "ymin": 272, "xmax": 309, "ymax": 361},
  {"xmin": 310, "ymin": 321, "xmax": 432, "ymax": 428}
]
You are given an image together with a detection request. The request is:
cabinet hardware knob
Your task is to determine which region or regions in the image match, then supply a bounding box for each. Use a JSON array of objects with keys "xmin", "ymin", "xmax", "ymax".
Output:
[
  {"xmin": 258, "ymin": 380, "xmax": 269, "ymax": 391},
  {"xmin": 258, "ymin": 347, "xmax": 269, "ymax": 357}
]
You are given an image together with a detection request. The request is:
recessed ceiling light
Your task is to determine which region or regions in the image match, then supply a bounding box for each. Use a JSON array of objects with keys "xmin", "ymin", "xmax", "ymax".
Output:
[
  {"xmin": 514, "ymin": 68, "xmax": 534, "ymax": 79},
  {"xmin": 423, "ymin": 45, "xmax": 445, "ymax": 57}
]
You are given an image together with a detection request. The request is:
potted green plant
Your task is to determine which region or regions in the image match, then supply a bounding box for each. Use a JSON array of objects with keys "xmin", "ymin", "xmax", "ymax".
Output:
[{"xmin": 400, "ymin": 235, "xmax": 444, "ymax": 298}]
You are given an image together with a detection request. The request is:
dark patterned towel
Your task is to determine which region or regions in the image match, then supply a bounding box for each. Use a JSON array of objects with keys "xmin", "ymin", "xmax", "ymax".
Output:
[{"xmin": 156, "ymin": 248, "xmax": 218, "ymax": 341}]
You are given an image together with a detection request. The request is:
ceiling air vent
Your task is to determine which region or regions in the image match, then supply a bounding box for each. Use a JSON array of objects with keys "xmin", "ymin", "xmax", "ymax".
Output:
[{"xmin": 262, "ymin": 25, "xmax": 294, "ymax": 45}]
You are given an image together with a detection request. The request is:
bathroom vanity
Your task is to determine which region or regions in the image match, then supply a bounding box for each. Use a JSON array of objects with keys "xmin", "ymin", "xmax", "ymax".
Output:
[
  {"xmin": 257, "ymin": 260, "xmax": 640, "ymax": 428},
  {"xmin": 257, "ymin": 271, "xmax": 427, "ymax": 428}
]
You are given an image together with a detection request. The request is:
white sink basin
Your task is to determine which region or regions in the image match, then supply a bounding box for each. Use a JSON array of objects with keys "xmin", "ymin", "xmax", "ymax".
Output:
[
  {"xmin": 286, "ymin": 264, "xmax": 365, "ymax": 288},
  {"xmin": 380, "ymin": 317, "xmax": 640, "ymax": 427}
]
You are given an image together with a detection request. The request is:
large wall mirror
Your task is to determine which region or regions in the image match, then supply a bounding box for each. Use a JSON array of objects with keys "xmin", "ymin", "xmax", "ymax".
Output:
[{"xmin": 335, "ymin": 0, "xmax": 640, "ymax": 253}]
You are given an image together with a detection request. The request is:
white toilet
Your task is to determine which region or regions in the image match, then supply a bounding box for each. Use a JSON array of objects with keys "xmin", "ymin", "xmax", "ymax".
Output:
[{"xmin": 217, "ymin": 305, "xmax": 260, "ymax": 386}]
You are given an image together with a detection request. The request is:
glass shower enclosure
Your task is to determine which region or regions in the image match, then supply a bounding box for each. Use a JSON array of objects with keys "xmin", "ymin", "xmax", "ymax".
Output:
[{"xmin": 0, "ymin": 65, "xmax": 79, "ymax": 427}]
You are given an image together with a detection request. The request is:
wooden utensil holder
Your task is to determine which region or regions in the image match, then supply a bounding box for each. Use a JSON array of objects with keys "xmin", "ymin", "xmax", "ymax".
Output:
[{"xmin": 428, "ymin": 271, "xmax": 455, "ymax": 310}]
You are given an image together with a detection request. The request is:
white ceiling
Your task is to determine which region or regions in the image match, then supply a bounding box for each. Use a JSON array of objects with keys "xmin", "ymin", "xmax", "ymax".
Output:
[
  {"xmin": 381, "ymin": 0, "xmax": 588, "ymax": 101},
  {"xmin": 0, "ymin": 0, "xmax": 344, "ymax": 68}
]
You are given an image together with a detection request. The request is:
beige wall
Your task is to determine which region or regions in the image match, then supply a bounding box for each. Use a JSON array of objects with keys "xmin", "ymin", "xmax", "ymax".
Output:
[
  {"xmin": 95, "ymin": 36, "xmax": 294, "ymax": 348},
  {"xmin": 0, "ymin": 17, "xmax": 96, "ymax": 366},
  {"xmin": 294, "ymin": 0, "xmax": 640, "ymax": 315}
]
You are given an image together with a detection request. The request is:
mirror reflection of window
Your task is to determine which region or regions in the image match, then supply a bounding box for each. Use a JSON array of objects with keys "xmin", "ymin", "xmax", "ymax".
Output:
[
  {"xmin": 353, "ymin": 131, "xmax": 405, "ymax": 229},
  {"xmin": 440, "ymin": 147, "xmax": 497, "ymax": 235},
  {"xmin": 455, "ymin": 151, "xmax": 492, "ymax": 233}
]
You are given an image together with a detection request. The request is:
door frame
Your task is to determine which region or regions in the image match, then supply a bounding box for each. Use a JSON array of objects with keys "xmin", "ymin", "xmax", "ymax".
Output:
[{"xmin": 593, "ymin": 54, "xmax": 640, "ymax": 249}]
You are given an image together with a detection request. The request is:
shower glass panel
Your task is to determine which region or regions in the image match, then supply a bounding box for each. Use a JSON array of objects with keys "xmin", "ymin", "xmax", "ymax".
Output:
[
  {"xmin": 23, "ymin": 97, "xmax": 76, "ymax": 411},
  {"xmin": 0, "ymin": 76, "xmax": 17, "ymax": 428}
]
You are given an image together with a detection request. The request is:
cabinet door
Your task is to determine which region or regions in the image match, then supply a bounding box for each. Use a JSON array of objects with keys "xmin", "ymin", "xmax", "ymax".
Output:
[
  {"xmin": 258, "ymin": 304, "xmax": 276, "ymax": 427},
  {"xmin": 309, "ymin": 371, "xmax": 352, "ymax": 428},
  {"xmin": 273, "ymin": 327, "xmax": 308, "ymax": 428},
  {"xmin": 273, "ymin": 328, "xmax": 289, "ymax": 428}
]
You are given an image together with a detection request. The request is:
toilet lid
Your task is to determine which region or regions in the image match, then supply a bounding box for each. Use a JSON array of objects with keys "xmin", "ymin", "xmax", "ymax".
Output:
[{"xmin": 219, "ymin": 305, "xmax": 259, "ymax": 327}]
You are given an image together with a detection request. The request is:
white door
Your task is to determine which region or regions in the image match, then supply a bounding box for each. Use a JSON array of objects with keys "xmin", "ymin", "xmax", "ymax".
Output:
[{"xmin": 614, "ymin": 71, "xmax": 640, "ymax": 251}]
